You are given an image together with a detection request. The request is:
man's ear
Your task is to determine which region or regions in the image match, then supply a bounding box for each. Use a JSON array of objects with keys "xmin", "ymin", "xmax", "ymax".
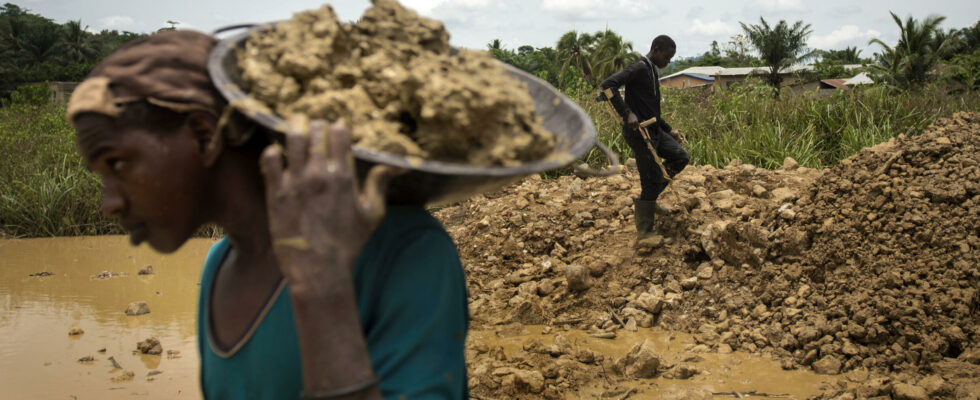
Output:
[{"xmin": 186, "ymin": 111, "xmax": 224, "ymax": 167}]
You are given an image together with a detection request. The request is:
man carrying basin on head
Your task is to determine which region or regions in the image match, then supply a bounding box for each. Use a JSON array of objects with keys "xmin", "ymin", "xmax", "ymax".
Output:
[
  {"xmin": 599, "ymin": 35, "xmax": 689, "ymax": 239},
  {"xmin": 66, "ymin": 30, "xmax": 468, "ymax": 399}
]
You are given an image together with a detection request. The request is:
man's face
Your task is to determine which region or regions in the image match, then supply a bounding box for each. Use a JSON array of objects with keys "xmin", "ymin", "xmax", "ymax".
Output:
[
  {"xmin": 74, "ymin": 114, "xmax": 207, "ymax": 253},
  {"xmin": 652, "ymin": 47, "xmax": 676, "ymax": 69}
]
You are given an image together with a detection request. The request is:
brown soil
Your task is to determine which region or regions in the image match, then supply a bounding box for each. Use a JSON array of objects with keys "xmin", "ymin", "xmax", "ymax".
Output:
[
  {"xmin": 236, "ymin": 0, "xmax": 554, "ymax": 166},
  {"xmin": 435, "ymin": 113, "xmax": 980, "ymax": 399}
]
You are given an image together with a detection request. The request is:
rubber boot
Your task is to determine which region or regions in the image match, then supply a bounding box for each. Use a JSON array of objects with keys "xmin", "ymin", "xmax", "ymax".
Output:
[{"xmin": 634, "ymin": 199, "xmax": 656, "ymax": 239}]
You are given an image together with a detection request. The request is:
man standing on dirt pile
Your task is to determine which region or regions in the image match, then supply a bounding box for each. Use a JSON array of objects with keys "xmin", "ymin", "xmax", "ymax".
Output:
[
  {"xmin": 599, "ymin": 35, "xmax": 689, "ymax": 239},
  {"xmin": 65, "ymin": 31, "xmax": 468, "ymax": 399}
]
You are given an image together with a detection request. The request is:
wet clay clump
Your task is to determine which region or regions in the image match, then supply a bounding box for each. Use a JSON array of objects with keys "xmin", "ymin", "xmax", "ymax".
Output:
[
  {"xmin": 237, "ymin": 0, "xmax": 555, "ymax": 166},
  {"xmin": 435, "ymin": 113, "xmax": 980, "ymax": 398}
]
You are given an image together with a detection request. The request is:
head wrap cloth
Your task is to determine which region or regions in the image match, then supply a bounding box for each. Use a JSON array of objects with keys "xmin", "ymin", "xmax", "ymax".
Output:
[{"xmin": 66, "ymin": 30, "xmax": 254, "ymax": 145}]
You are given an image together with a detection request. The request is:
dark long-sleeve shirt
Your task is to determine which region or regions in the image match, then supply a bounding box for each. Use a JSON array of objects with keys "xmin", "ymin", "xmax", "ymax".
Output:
[{"xmin": 600, "ymin": 57, "xmax": 671, "ymax": 133}]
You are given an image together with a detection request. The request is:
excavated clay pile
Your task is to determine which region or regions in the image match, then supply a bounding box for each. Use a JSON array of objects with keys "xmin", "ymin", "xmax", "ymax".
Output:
[
  {"xmin": 236, "ymin": 0, "xmax": 554, "ymax": 166},
  {"xmin": 435, "ymin": 113, "xmax": 980, "ymax": 399}
]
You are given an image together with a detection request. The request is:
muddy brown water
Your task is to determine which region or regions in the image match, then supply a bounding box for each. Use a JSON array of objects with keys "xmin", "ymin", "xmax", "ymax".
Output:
[
  {"xmin": 0, "ymin": 236, "xmax": 211, "ymax": 399},
  {"xmin": 468, "ymin": 327, "xmax": 842, "ymax": 399},
  {"xmin": 2, "ymin": 236, "xmax": 843, "ymax": 399}
]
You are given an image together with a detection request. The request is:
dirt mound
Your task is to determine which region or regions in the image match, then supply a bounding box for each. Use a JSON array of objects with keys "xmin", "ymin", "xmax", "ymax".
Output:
[
  {"xmin": 236, "ymin": 0, "xmax": 554, "ymax": 166},
  {"xmin": 436, "ymin": 113, "xmax": 980, "ymax": 398}
]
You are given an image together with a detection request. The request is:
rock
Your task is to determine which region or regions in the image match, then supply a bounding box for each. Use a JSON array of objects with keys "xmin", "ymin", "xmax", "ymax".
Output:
[
  {"xmin": 663, "ymin": 363, "xmax": 700, "ymax": 379},
  {"xmin": 636, "ymin": 235, "xmax": 664, "ymax": 251},
  {"xmin": 624, "ymin": 318, "xmax": 637, "ymax": 332},
  {"xmin": 891, "ymin": 383, "xmax": 928, "ymax": 400},
  {"xmin": 622, "ymin": 339, "xmax": 661, "ymax": 378},
  {"xmin": 111, "ymin": 370, "xmax": 135, "ymax": 382},
  {"xmin": 680, "ymin": 277, "xmax": 698, "ymax": 290},
  {"xmin": 587, "ymin": 260, "xmax": 609, "ymax": 277},
  {"xmin": 752, "ymin": 185, "xmax": 768, "ymax": 197},
  {"xmin": 125, "ymin": 301, "xmax": 150, "ymax": 316},
  {"xmin": 626, "ymin": 158, "xmax": 637, "ymax": 169},
  {"xmin": 781, "ymin": 157, "xmax": 799, "ymax": 170},
  {"xmin": 635, "ymin": 293, "xmax": 664, "ymax": 314},
  {"xmin": 696, "ymin": 263, "xmax": 713, "ymax": 280},
  {"xmin": 959, "ymin": 347, "xmax": 980, "ymax": 364},
  {"xmin": 590, "ymin": 331, "xmax": 616, "ymax": 339},
  {"xmin": 137, "ymin": 337, "xmax": 163, "ymax": 355},
  {"xmin": 147, "ymin": 370, "xmax": 163, "ymax": 377},
  {"xmin": 167, "ymin": 350, "xmax": 181, "ymax": 359},
  {"xmin": 536, "ymin": 279, "xmax": 556, "ymax": 296},
  {"xmin": 550, "ymin": 334, "xmax": 573, "ymax": 356},
  {"xmin": 68, "ymin": 327, "xmax": 84, "ymax": 336},
  {"xmin": 78, "ymin": 355, "xmax": 95, "ymax": 362},
  {"xmin": 771, "ymin": 188, "xmax": 797, "ymax": 204},
  {"xmin": 29, "ymin": 271, "xmax": 55, "ymax": 277},
  {"xmin": 842, "ymin": 342, "xmax": 860, "ymax": 356},
  {"xmin": 576, "ymin": 348, "xmax": 597, "ymax": 364},
  {"xmin": 565, "ymin": 264, "xmax": 590, "ymax": 291},
  {"xmin": 846, "ymin": 368, "xmax": 870, "ymax": 382},
  {"xmin": 917, "ymin": 375, "xmax": 947, "ymax": 396},
  {"xmin": 511, "ymin": 370, "xmax": 545, "ymax": 393},
  {"xmin": 812, "ymin": 355, "xmax": 842, "ymax": 375},
  {"xmin": 91, "ymin": 270, "xmax": 119, "ymax": 279},
  {"xmin": 108, "ymin": 356, "xmax": 123, "ymax": 369},
  {"xmin": 138, "ymin": 265, "xmax": 154, "ymax": 275},
  {"xmin": 511, "ymin": 302, "xmax": 547, "ymax": 325},
  {"xmin": 718, "ymin": 344, "xmax": 733, "ymax": 354},
  {"xmin": 779, "ymin": 206, "xmax": 796, "ymax": 220}
]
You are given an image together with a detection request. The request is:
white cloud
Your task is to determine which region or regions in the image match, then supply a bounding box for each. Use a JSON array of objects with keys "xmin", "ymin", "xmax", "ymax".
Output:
[
  {"xmin": 540, "ymin": 0, "xmax": 652, "ymax": 20},
  {"xmin": 688, "ymin": 19, "xmax": 736, "ymax": 36},
  {"xmin": 754, "ymin": 0, "xmax": 805, "ymax": 11},
  {"xmin": 403, "ymin": 0, "xmax": 492, "ymax": 14},
  {"xmin": 97, "ymin": 15, "xmax": 136, "ymax": 29},
  {"xmin": 810, "ymin": 25, "xmax": 881, "ymax": 49}
]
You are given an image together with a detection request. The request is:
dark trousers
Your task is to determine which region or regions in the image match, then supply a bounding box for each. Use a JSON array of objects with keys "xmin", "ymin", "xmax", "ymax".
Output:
[{"xmin": 623, "ymin": 127, "xmax": 689, "ymax": 201}]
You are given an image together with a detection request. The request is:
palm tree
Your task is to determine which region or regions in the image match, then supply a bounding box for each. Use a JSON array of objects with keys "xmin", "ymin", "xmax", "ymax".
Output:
[
  {"xmin": 589, "ymin": 29, "xmax": 641, "ymax": 85},
  {"xmin": 822, "ymin": 46, "xmax": 863, "ymax": 64},
  {"xmin": 487, "ymin": 39, "xmax": 502, "ymax": 51},
  {"xmin": 58, "ymin": 20, "xmax": 96, "ymax": 64},
  {"xmin": 555, "ymin": 30, "xmax": 597, "ymax": 88},
  {"xmin": 740, "ymin": 17, "xmax": 814, "ymax": 97},
  {"xmin": 869, "ymin": 12, "xmax": 950, "ymax": 89}
]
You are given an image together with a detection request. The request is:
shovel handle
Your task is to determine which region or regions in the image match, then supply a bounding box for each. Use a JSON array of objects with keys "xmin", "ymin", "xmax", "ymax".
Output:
[{"xmin": 573, "ymin": 141, "xmax": 622, "ymax": 177}]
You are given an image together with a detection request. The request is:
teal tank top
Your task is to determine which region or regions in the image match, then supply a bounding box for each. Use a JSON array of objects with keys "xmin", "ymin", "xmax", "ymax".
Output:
[{"xmin": 197, "ymin": 206, "xmax": 468, "ymax": 399}]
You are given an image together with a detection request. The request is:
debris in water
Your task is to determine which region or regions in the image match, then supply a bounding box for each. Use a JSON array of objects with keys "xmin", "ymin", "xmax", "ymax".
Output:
[{"xmin": 124, "ymin": 301, "xmax": 150, "ymax": 316}]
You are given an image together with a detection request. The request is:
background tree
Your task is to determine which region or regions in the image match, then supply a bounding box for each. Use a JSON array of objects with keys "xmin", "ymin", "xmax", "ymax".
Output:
[
  {"xmin": 724, "ymin": 34, "xmax": 754, "ymax": 66},
  {"xmin": 588, "ymin": 29, "xmax": 640, "ymax": 85},
  {"xmin": 821, "ymin": 46, "xmax": 864, "ymax": 64},
  {"xmin": 556, "ymin": 30, "xmax": 597, "ymax": 88},
  {"xmin": 740, "ymin": 17, "xmax": 815, "ymax": 97},
  {"xmin": 0, "ymin": 3, "xmax": 145, "ymax": 99},
  {"xmin": 869, "ymin": 12, "xmax": 950, "ymax": 89}
]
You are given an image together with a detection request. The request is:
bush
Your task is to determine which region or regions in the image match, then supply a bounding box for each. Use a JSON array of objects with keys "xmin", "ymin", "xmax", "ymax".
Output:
[
  {"xmin": 0, "ymin": 102, "xmax": 121, "ymax": 237},
  {"xmin": 6, "ymin": 83, "xmax": 52, "ymax": 106}
]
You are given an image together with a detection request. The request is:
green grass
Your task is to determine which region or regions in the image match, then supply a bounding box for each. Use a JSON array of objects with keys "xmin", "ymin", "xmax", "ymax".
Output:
[
  {"xmin": 2, "ymin": 83, "xmax": 979, "ymax": 237},
  {"xmin": 573, "ymin": 82, "xmax": 980, "ymax": 170},
  {"xmin": 0, "ymin": 102, "xmax": 121, "ymax": 237}
]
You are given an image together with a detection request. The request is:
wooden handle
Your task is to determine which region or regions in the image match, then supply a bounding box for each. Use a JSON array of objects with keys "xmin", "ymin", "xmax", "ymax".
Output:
[{"xmin": 639, "ymin": 117, "xmax": 658, "ymax": 128}]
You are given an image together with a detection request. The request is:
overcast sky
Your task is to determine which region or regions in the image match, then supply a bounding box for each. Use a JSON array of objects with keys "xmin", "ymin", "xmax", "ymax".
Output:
[{"xmin": 15, "ymin": 0, "xmax": 980, "ymax": 59}]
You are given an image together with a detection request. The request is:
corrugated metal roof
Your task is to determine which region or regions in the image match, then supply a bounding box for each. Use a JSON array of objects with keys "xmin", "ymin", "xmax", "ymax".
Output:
[
  {"xmin": 661, "ymin": 66, "xmax": 725, "ymax": 80},
  {"xmin": 660, "ymin": 64, "xmax": 867, "ymax": 81},
  {"xmin": 820, "ymin": 79, "xmax": 849, "ymax": 89}
]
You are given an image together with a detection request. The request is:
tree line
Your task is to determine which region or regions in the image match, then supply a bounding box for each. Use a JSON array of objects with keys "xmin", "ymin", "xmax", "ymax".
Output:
[
  {"xmin": 0, "ymin": 3, "xmax": 145, "ymax": 98},
  {"xmin": 489, "ymin": 14, "xmax": 980, "ymax": 96}
]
